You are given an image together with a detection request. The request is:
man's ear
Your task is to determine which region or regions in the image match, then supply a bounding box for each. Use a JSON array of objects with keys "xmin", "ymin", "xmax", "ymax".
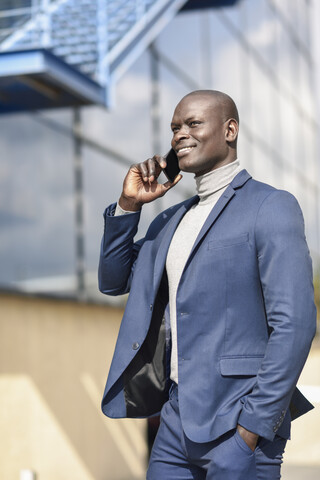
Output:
[{"xmin": 225, "ymin": 119, "xmax": 239, "ymax": 143}]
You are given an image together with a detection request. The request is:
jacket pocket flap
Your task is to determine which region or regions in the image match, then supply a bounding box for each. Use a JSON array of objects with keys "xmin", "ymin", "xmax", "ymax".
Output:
[
  {"xmin": 208, "ymin": 233, "xmax": 249, "ymax": 249},
  {"xmin": 220, "ymin": 356, "xmax": 264, "ymax": 376}
]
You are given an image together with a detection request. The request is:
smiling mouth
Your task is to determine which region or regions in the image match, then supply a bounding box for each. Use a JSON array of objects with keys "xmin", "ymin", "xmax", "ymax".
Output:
[{"xmin": 176, "ymin": 146, "xmax": 195, "ymax": 155}]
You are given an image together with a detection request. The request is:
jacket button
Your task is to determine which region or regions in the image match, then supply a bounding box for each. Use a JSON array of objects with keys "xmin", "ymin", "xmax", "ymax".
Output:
[
  {"xmin": 132, "ymin": 342, "xmax": 140, "ymax": 350},
  {"xmin": 150, "ymin": 304, "xmax": 153, "ymax": 311}
]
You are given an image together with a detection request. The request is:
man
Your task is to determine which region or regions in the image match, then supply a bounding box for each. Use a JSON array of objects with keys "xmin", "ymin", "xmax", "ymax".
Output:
[{"xmin": 99, "ymin": 90, "xmax": 316, "ymax": 479}]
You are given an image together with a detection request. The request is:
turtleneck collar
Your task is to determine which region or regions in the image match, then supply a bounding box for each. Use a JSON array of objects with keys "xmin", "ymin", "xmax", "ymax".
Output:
[{"xmin": 195, "ymin": 159, "xmax": 241, "ymax": 205}]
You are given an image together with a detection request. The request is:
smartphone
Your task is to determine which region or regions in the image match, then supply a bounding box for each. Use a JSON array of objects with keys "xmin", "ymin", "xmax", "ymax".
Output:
[{"xmin": 163, "ymin": 148, "xmax": 180, "ymax": 183}]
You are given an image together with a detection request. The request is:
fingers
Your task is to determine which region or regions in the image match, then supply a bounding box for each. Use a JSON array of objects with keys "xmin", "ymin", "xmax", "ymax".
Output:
[
  {"xmin": 137, "ymin": 155, "xmax": 167, "ymax": 185},
  {"xmin": 124, "ymin": 156, "xmax": 181, "ymax": 205}
]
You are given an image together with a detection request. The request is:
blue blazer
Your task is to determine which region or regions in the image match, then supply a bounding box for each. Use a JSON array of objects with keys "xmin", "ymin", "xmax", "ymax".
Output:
[{"xmin": 99, "ymin": 170, "xmax": 316, "ymax": 443}]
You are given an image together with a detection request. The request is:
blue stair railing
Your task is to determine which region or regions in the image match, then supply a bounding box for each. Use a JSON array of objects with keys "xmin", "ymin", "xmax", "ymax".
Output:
[
  {"xmin": 0, "ymin": 0, "xmax": 189, "ymax": 110},
  {"xmin": 0, "ymin": 0, "xmax": 239, "ymax": 111}
]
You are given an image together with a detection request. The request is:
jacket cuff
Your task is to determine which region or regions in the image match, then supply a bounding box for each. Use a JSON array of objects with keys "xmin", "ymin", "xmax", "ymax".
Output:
[
  {"xmin": 104, "ymin": 202, "xmax": 141, "ymax": 220},
  {"xmin": 114, "ymin": 203, "xmax": 139, "ymax": 216},
  {"xmin": 102, "ymin": 202, "xmax": 141, "ymax": 246},
  {"xmin": 237, "ymin": 409, "xmax": 275, "ymax": 442}
]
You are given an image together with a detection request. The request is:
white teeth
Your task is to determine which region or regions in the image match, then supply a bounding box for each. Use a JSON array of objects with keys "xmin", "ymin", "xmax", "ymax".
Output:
[{"xmin": 178, "ymin": 147, "xmax": 194, "ymax": 153}]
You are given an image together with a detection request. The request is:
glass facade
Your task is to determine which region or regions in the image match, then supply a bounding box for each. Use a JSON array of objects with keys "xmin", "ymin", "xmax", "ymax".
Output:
[{"xmin": 0, "ymin": 0, "xmax": 318, "ymax": 300}]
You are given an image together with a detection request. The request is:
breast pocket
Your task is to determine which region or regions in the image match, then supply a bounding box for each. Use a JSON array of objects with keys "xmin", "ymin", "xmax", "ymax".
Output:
[{"xmin": 208, "ymin": 233, "xmax": 249, "ymax": 250}]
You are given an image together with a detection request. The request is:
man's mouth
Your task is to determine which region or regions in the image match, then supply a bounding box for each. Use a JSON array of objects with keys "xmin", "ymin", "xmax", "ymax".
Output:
[{"xmin": 176, "ymin": 146, "xmax": 195, "ymax": 155}]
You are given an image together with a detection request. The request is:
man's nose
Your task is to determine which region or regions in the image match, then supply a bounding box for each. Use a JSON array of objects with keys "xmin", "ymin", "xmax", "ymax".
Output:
[{"xmin": 175, "ymin": 126, "xmax": 190, "ymax": 141}]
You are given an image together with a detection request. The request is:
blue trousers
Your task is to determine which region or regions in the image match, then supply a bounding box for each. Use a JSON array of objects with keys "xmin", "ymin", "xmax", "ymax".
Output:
[{"xmin": 147, "ymin": 384, "xmax": 287, "ymax": 480}]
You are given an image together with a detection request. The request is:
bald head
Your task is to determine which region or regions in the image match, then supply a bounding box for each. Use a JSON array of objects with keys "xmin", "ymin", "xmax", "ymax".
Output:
[
  {"xmin": 181, "ymin": 90, "xmax": 239, "ymax": 124},
  {"xmin": 170, "ymin": 89, "xmax": 239, "ymax": 176}
]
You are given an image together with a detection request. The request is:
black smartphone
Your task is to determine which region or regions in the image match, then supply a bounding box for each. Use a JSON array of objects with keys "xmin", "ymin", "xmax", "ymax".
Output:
[{"xmin": 163, "ymin": 148, "xmax": 180, "ymax": 183}]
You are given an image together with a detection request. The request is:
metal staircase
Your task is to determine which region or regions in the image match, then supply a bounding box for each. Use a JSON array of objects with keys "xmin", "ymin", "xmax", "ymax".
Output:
[{"xmin": 0, "ymin": 0, "xmax": 239, "ymax": 112}]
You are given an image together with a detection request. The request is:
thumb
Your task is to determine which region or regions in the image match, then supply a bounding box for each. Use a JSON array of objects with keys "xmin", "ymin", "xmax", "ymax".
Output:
[{"xmin": 161, "ymin": 174, "xmax": 183, "ymax": 193}]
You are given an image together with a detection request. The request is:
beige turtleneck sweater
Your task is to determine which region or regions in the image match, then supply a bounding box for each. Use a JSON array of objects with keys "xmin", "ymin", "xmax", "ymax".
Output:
[{"xmin": 166, "ymin": 160, "xmax": 241, "ymax": 383}]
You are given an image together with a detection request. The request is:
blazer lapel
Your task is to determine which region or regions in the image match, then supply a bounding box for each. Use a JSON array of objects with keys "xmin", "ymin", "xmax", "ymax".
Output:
[
  {"xmin": 188, "ymin": 187, "xmax": 235, "ymax": 260},
  {"xmin": 187, "ymin": 169, "xmax": 252, "ymax": 263},
  {"xmin": 153, "ymin": 195, "xmax": 198, "ymax": 292}
]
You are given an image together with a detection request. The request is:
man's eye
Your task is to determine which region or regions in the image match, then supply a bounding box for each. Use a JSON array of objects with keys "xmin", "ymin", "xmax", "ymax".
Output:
[
  {"xmin": 172, "ymin": 127, "xmax": 179, "ymax": 133},
  {"xmin": 190, "ymin": 121, "xmax": 200, "ymax": 127}
]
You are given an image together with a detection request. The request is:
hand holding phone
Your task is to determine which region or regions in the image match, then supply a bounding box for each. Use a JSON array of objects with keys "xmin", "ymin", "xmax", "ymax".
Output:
[{"xmin": 119, "ymin": 151, "xmax": 182, "ymax": 212}]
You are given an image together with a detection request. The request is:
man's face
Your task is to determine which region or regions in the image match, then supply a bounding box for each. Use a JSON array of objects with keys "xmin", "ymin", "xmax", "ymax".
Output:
[{"xmin": 170, "ymin": 94, "xmax": 230, "ymax": 177}]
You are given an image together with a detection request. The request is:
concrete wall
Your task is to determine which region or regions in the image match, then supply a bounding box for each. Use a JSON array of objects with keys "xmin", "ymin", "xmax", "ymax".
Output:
[
  {"xmin": 0, "ymin": 293, "xmax": 147, "ymax": 480},
  {"xmin": 282, "ymin": 339, "xmax": 320, "ymax": 479}
]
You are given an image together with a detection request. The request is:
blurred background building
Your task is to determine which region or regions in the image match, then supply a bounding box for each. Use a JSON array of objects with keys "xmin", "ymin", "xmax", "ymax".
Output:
[{"xmin": 0, "ymin": 1, "xmax": 319, "ymax": 479}]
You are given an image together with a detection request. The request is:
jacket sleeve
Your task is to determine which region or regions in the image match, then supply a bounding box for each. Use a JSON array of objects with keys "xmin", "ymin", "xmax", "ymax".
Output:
[
  {"xmin": 98, "ymin": 202, "xmax": 144, "ymax": 296},
  {"xmin": 238, "ymin": 190, "xmax": 317, "ymax": 441}
]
